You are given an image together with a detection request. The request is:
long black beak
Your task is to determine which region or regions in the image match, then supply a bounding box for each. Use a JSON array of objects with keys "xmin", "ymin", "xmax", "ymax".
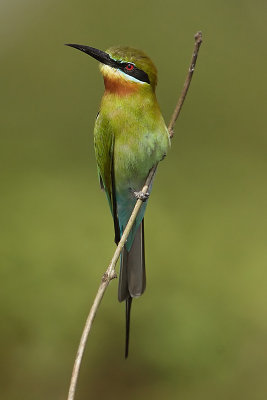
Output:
[{"xmin": 65, "ymin": 44, "xmax": 117, "ymax": 68}]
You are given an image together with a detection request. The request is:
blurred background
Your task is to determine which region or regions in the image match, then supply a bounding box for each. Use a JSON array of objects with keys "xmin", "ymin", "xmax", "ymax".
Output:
[{"xmin": 1, "ymin": 0, "xmax": 266, "ymax": 399}]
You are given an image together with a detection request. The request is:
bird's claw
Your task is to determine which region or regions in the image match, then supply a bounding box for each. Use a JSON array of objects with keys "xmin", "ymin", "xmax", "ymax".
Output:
[
  {"xmin": 160, "ymin": 153, "xmax": 166, "ymax": 161},
  {"xmin": 134, "ymin": 191, "xmax": 150, "ymax": 202}
]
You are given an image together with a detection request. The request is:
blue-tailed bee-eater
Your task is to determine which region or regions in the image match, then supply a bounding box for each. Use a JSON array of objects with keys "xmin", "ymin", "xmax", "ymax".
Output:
[{"xmin": 66, "ymin": 44, "xmax": 170, "ymax": 357}]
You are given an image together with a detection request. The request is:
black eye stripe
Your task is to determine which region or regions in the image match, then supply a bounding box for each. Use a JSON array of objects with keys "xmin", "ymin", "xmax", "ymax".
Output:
[
  {"xmin": 105, "ymin": 54, "xmax": 150, "ymax": 84},
  {"xmin": 115, "ymin": 61, "xmax": 150, "ymax": 84}
]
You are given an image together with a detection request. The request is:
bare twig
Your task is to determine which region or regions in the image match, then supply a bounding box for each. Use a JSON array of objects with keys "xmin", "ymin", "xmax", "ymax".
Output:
[
  {"xmin": 168, "ymin": 31, "xmax": 202, "ymax": 138},
  {"xmin": 67, "ymin": 31, "xmax": 203, "ymax": 400}
]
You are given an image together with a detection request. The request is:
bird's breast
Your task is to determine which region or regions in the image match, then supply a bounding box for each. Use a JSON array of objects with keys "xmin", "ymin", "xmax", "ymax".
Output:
[
  {"xmin": 114, "ymin": 121, "xmax": 169, "ymax": 193},
  {"xmin": 99, "ymin": 91, "xmax": 170, "ymax": 192}
]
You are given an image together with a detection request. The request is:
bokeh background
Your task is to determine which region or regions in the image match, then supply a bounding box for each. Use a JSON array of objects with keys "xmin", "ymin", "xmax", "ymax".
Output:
[{"xmin": 1, "ymin": 0, "xmax": 266, "ymax": 399}]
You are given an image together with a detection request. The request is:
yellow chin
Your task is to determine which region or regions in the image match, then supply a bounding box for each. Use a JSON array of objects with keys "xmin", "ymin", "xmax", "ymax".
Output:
[{"xmin": 100, "ymin": 64, "xmax": 120, "ymax": 79}]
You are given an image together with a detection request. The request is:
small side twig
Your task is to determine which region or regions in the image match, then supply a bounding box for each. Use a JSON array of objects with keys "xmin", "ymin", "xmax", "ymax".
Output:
[{"xmin": 67, "ymin": 31, "xmax": 202, "ymax": 400}]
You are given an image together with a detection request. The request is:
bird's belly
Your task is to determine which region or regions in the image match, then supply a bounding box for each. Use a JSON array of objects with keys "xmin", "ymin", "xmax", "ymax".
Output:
[
  {"xmin": 114, "ymin": 130, "xmax": 167, "ymax": 194},
  {"xmin": 113, "ymin": 125, "xmax": 169, "ymax": 249}
]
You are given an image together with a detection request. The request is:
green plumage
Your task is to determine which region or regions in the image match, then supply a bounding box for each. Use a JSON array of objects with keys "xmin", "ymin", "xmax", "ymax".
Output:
[
  {"xmin": 67, "ymin": 43, "xmax": 170, "ymax": 357},
  {"xmin": 94, "ymin": 47, "xmax": 170, "ymax": 357},
  {"xmin": 94, "ymin": 88, "xmax": 170, "ymax": 245},
  {"xmin": 95, "ymin": 47, "xmax": 170, "ymax": 246}
]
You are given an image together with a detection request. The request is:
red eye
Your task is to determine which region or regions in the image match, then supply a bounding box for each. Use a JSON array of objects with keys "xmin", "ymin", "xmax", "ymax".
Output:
[{"xmin": 125, "ymin": 63, "xmax": 134, "ymax": 71}]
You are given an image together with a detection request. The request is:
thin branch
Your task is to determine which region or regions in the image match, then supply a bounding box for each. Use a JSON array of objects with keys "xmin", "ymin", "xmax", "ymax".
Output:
[
  {"xmin": 67, "ymin": 31, "xmax": 203, "ymax": 400},
  {"xmin": 168, "ymin": 31, "xmax": 202, "ymax": 138}
]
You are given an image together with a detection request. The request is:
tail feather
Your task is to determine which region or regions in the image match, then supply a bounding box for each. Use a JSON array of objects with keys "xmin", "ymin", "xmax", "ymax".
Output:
[
  {"xmin": 127, "ymin": 220, "xmax": 146, "ymax": 297},
  {"xmin": 125, "ymin": 297, "xmax": 132, "ymax": 358},
  {"xmin": 118, "ymin": 248, "xmax": 129, "ymax": 302},
  {"xmin": 118, "ymin": 220, "xmax": 146, "ymax": 357}
]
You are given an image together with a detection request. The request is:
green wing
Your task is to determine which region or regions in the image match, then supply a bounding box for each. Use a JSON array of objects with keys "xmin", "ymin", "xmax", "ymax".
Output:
[{"xmin": 94, "ymin": 114, "xmax": 120, "ymax": 243}]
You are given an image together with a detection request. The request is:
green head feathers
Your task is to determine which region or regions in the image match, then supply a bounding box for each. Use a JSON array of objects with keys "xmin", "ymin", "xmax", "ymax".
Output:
[{"xmin": 106, "ymin": 46, "xmax": 158, "ymax": 89}]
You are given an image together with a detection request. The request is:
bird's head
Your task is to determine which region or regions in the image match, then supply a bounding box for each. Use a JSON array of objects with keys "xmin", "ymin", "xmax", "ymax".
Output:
[{"xmin": 66, "ymin": 44, "xmax": 158, "ymax": 94}]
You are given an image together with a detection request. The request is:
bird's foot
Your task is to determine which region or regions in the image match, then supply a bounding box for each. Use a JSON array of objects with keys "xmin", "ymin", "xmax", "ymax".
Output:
[
  {"xmin": 134, "ymin": 191, "xmax": 150, "ymax": 202},
  {"xmin": 160, "ymin": 153, "xmax": 167, "ymax": 161}
]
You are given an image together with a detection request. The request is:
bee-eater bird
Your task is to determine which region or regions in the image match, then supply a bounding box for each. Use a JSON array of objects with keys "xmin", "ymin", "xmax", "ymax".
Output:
[{"xmin": 66, "ymin": 44, "xmax": 170, "ymax": 357}]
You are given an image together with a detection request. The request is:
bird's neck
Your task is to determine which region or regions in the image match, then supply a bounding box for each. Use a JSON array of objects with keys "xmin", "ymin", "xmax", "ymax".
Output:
[{"xmin": 103, "ymin": 76, "xmax": 140, "ymax": 96}]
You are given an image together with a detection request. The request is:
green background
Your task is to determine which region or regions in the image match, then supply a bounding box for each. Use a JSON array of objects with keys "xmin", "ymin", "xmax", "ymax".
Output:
[{"xmin": 1, "ymin": 0, "xmax": 266, "ymax": 399}]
